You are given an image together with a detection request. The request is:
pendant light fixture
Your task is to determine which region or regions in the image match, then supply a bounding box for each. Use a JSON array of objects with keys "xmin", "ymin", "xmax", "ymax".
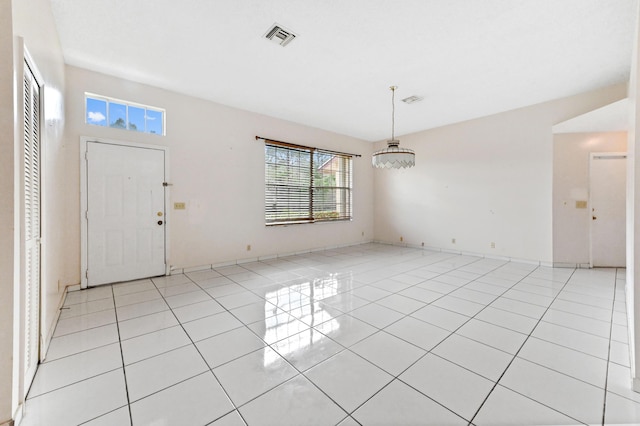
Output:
[{"xmin": 372, "ymin": 86, "xmax": 415, "ymax": 169}]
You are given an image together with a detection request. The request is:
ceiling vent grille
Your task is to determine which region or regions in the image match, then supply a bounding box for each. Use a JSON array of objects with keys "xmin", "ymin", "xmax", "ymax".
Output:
[
  {"xmin": 265, "ymin": 24, "xmax": 297, "ymax": 47},
  {"xmin": 402, "ymin": 96, "xmax": 423, "ymax": 104}
]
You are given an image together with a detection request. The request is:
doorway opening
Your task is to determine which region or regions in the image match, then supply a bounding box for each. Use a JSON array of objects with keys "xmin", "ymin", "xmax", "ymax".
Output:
[{"xmin": 589, "ymin": 153, "xmax": 626, "ymax": 267}]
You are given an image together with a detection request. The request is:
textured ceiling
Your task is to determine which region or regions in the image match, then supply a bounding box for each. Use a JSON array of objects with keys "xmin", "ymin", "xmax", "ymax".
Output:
[{"xmin": 50, "ymin": 0, "xmax": 637, "ymax": 141}]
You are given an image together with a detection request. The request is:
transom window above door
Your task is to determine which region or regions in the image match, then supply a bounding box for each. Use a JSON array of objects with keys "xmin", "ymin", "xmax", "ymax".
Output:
[{"xmin": 85, "ymin": 93, "xmax": 165, "ymax": 135}]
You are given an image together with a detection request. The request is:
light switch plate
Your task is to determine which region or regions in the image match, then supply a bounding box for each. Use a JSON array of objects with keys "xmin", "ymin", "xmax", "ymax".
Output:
[{"xmin": 575, "ymin": 200, "xmax": 587, "ymax": 209}]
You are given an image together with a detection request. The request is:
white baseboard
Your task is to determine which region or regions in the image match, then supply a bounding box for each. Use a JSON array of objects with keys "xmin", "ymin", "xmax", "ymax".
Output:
[
  {"xmin": 167, "ymin": 239, "xmax": 595, "ymax": 275},
  {"xmin": 182, "ymin": 264, "xmax": 213, "ymax": 273},
  {"xmin": 373, "ymin": 239, "xmax": 554, "ymax": 267},
  {"xmin": 39, "ymin": 285, "xmax": 71, "ymax": 362},
  {"xmin": 553, "ymin": 262, "xmax": 592, "ymax": 269},
  {"xmin": 10, "ymin": 402, "xmax": 22, "ymax": 426},
  {"xmin": 169, "ymin": 240, "xmax": 375, "ymax": 274}
]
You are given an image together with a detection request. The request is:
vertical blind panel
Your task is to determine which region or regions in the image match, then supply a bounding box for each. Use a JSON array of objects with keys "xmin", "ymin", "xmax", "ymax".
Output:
[{"xmin": 265, "ymin": 142, "xmax": 353, "ymax": 224}]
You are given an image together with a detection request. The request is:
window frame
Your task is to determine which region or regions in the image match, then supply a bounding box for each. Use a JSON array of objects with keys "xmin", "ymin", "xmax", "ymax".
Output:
[
  {"xmin": 84, "ymin": 92, "xmax": 166, "ymax": 136},
  {"xmin": 264, "ymin": 139, "xmax": 354, "ymax": 226}
]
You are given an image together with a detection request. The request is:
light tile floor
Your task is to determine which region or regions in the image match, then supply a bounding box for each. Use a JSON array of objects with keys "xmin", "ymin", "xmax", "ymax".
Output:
[{"xmin": 20, "ymin": 244, "xmax": 640, "ymax": 425}]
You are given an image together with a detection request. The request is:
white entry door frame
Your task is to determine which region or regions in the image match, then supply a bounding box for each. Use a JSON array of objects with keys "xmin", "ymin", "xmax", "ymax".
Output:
[
  {"xmin": 80, "ymin": 137, "xmax": 170, "ymax": 288},
  {"xmin": 589, "ymin": 152, "xmax": 627, "ymax": 268}
]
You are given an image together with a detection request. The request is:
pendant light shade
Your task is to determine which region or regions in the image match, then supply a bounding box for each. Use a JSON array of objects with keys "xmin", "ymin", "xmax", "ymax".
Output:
[{"xmin": 372, "ymin": 86, "xmax": 415, "ymax": 169}]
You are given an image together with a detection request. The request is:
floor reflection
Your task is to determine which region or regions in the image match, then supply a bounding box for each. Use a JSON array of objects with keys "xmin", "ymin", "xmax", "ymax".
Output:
[{"xmin": 262, "ymin": 275, "xmax": 348, "ymax": 366}]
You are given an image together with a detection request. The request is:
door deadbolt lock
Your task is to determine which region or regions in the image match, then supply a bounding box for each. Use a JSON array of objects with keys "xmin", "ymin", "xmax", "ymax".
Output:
[
  {"xmin": 158, "ymin": 220, "xmax": 163, "ymax": 225},
  {"xmin": 592, "ymin": 216, "xmax": 597, "ymax": 220}
]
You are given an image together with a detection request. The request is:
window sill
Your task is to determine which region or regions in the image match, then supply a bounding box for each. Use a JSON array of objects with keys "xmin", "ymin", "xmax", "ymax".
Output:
[{"xmin": 266, "ymin": 218, "xmax": 352, "ymax": 226}]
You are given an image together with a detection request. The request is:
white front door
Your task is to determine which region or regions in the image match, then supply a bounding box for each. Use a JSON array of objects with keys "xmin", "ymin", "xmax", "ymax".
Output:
[
  {"xmin": 86, "ymin": 141, "xmax": 166, "ymax": 286},
  {"xmin": 590, "ymin": 153, "xmax": 626, "ymax": 267}
]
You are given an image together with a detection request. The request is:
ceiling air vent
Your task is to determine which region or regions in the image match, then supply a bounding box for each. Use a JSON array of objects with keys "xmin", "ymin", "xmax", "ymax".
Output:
[
  {"xmin": 264, "ymin": 24, "xmax": 297, "ymax": 47},
  {"xmin": 402, "ymin": 96, "xmax": 423, "ymax": 104}
]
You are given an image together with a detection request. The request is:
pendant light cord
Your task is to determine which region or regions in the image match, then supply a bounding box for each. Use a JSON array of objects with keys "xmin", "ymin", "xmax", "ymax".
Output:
[{"xmin": 391, "ymin": 86, "xmax": 396, "ymax": 141}]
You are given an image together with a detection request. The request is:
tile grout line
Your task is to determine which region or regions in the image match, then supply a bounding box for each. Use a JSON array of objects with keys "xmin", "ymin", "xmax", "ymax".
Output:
[
  {"xmin": 121, "ymin": 260, "xmax": 618, "ymax": 423},
  {"xmin": 285, "ymin": 257, "xmax": 485, "ymax": 353},
  {"xmin": 335, "ymin": 256, "xmax": 533, "ymax": 423},
  {"xmin": 398, "ymin": 262, "xmax": 549, "ymax": 424},
  {"xmin": 188, "ymin": 268, "xmax": 367, "ymax": 423},
  {"xmin": 149, "ymin": 274, "xmax": 250, "ymax": 426},
  {"xmin": 34, "ymin": 246, "xmax": 629, "ymax": 426},
  {"xmin": 146, "ymin": 252, "xmax": 504, "ymax": 336},
  {"xmin": 468, "ymin": 281, "xmax": 618, "ymax": 362},
  {"xmin": 218, "ymin": 296, "xmax": 355, "ymax": 422},
  {"xmin": 186, "ymin": 252, "xmax": 454, "ymax": 423},
  {"xmin": 307, "ymin": 256, "xmax": 511, "ymax": 348},
  {"xmin": 467, "ymin": 267, "xmax": 586, "ymax": 425},
  {"xmin": 132, "ymin": 259, "xmax": 584, "ymax": 398},
  {"xmin": 155, "ymin": 265, "xmax": 363, "ymax": 420},
  {"xmin": 109, "ymin": 284, "xmax": 135, "ymax": 426},
  {"xmin": 12, "ymin": 246, "xmax": 584, "ymax": 422},
  {"xmin": 601, "ymin": 267, "xmax": 623, "ymax": 426},
  {"xmin": 383, "ymin": 257, "xmax": 537, "ymax": 362}
]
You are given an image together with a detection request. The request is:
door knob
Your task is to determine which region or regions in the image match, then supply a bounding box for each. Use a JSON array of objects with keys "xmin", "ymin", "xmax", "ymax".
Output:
[{"xmin": 158, "ymin": 220, "xmax": 163, "ymax": 225}]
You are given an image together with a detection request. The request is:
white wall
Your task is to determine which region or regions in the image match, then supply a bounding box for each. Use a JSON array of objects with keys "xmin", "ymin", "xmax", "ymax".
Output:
[
  {"xmin": 13, "ymin": 0, "xmax": 67, "ymax": 362},
  {"xmin": 553, "ymin": 132, "xmax": 627, "ymax": 266},
  {"xmin": 0, "ymin": 1, "xmax": 16, "ymax": 422},
  {"xmin": 373, "ymin": 84, "xmax": 627, "ymax": 264},
  {"xmin": 64, "ymin": 65, "xmax": 375, "ymax": 276},
  {"xmin": 627, "ymin": 1, "xmax": 640, "ymax": 390},
  {"xmin": 1, "ymin": 0, "xmax": 67, "ymax": 422}
]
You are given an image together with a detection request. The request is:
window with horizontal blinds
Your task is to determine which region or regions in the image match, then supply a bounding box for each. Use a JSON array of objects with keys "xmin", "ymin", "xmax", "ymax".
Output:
[{"xmin": 265, "ymin": 141, "xmax": 353, "ymax": 225}]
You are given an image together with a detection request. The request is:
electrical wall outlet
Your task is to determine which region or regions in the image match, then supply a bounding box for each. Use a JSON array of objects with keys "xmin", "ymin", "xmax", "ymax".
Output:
[
  {"xmin": 490, "ymin": 242, "xmax": 496, "ymax": 249},
  {"xmin": 452, "ymin": 238, "xmax": 456, "ymax": 244},
  {"xmin": 400, "ymin": 236, "xmax": 404, "ymax": 242},
  {"xmin": 246, "ymin": 244, "xmax": 251, "ymax": 251}
]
